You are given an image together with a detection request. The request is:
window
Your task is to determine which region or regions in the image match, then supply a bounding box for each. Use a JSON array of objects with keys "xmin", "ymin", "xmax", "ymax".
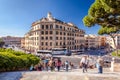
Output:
[
  {"xmin": 80, "ymin": 34, "xmax": 84, "ymax": 37},
  {"xmin": 60, "ymin": 37, "xmax": 62, "ymax": 40},
  {"xmin": 50, "ymin": 42, "xmax": 52, "ymax": 46},
  {"xmin": 50, "ymin": 25, "xmax": 53, "ymax": 29},
  {"xmin": 41, "ymin": 37, "xmax": 44, "ymax": 40},
  {"xmin": 64, "ymin": 27, "xmax": 65, "ymax": 30},
  {"xmin": 50, "ymin": 37, "xmax": 52, "ymax": 40},
  {"xmin": 56, "ymin": 31, "xmax": 59, "ymax": 35},
  {"xmin": 56, "ymin": 42, "xmax": 58, "ymax": 46},
  {"xmin": 46, "ymin": 42, "xmax": 48, "ymax": 46},
  {"xmin": 46, "ymin": 37, "xmax": 48, "ymax": 40},
  {"xmin": 60, "ymin": 42, "xmax": 62, "ymax": 45},
  {"xmin": 41, "ymin": 42, "xmax": 44, "ymax": 46},
  {"xmin": 63, "ymin": 42, "xmax": 65, "ymax": 45},
  {"xmin": 67, "ymin": 33, "xmax": 69, "ymax": 36},
  {"xmin": 56, "ymin": 25, "xmax": 58, "ymax": 28},
  {"xmin": 41, "ymin": 25, "xmax": 44, "ymax": 29},
  {"xmin": 56, "ymin": 37, "xmax": 58, "ymax": 40},
  {"xmin": 72, "ymin": 42, "xmax": 74, "ymax": 45},
  {"xmin": 60, "ymin": 26, "xmax": 62, "ymax": 29},
  {"xmin": 46, "ymin": 25, "xmax": 48, "ymax": 29},
  {"xmin": 45, "ymin": 31, "xmax": 48, "ymax": 34},
  {"xmin": 68, "ymin": 28, "xmax": 69, "ymax": 30},
  {"xmin": 64, "ymin": 37, "xmax": 66, "ymax": 40},
  {"xmin": 50, "ymin": 31, "xmax": 53, "ymax": 34},
  {"xmin": 64, "ymin": 32, "xmax": 66, "ymax": 35},
  {"xmin": 60, "ymin": 32, "xmax": 62, "ymax": 35},
  {"xmin": 41, "ymin": 31, "xmax": 44, "ymax": 35}
]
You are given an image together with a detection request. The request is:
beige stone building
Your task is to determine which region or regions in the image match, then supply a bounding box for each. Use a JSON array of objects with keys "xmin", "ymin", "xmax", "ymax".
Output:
[
  {"xmin": 21, "ymin": 38, "xmax": 25, "ymax": 48},
  {"xmin": 24, "ymin": 12, "xmax": 85, "ymax": 52},
  {"xmin": 85, "ymin": 35, "xmax": 98, "ymax": 49},
  {"xmin": 1, "ymin": 36, "xmax": 22, "ymax": 48},
  {"xmin": 84, "ymin": 35, "xmax": 106, "ymax": 49}
]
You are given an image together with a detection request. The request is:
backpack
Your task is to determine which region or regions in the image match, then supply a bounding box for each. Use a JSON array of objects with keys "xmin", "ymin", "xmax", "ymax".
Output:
[{"xmin": 65, "ymin": 61, "xmax": 69, "ymax": 65}]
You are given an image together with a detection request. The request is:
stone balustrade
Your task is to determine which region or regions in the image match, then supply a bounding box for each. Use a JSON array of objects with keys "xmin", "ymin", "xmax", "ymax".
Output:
[{"xmin": 110, "ymin": 57, "xmax": 120, "ymax": 72}]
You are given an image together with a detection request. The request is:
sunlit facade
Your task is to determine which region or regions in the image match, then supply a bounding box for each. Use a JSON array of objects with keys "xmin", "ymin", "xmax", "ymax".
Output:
[
  {"xmin": 24, "ymin": 12, "xmax": 85, "ymax": 52},
  {"xmin": 85, "ymin": 34, "xmax": 107, "ymax": 50}
]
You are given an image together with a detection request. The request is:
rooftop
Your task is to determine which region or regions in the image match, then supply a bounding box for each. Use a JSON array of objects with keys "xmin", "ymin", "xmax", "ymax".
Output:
[{"xmin": 32, "ymin": 12, "xmax": 79, "ymax": 29}]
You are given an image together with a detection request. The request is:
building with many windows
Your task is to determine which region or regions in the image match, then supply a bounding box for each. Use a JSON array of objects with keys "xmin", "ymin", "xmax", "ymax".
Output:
[
  {"xmin": 1, "ymin": 36, "xmax": 22, "ymax": 48},
  {"xmin": 85, "ymin": 35, "xmax": 99, "ymax": 49},
  {"xmin": 21, "ymin": 37, "xmax": 25, "ymax": 48},
  {"xmin": 84, "ymin": 35, "xmax": 106, "ymax": 50},
  {"xmin": 24, "ymin": 12, "xmax": 85, "ymax": 52}
]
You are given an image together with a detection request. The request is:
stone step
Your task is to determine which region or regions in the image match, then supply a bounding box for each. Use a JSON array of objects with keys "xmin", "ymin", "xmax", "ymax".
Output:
[{"xmin": 20, "ymin": 70, "xmax": 120, "ymax": 80}]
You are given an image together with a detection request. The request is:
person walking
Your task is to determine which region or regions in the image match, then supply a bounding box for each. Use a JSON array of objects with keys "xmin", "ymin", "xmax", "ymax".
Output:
[
  {"xmin": 65, "ymin": 60, "xmax": 69, "ymax": 72},
  {"xmin": 44, "ymin": 59, "xmax": 49, "ymax": 71},
  {"xmin": 48, "ymin": 58, "xmax": 55, "ymax": 71},
  {"xmin": 56, "ymin": 59, "xmax": 61, "ymax": 71},
  {"xmin": 38, "ymin": 63, "xmax": 43, "ymax": 71},
  {"xmin": 69, "ymin": 62, "xmax": 74, "ymax": 70},
  {"xmin": 30, "ymin": 64, "xmax": 34, "ymax": 71},
  {"xmin": 80, "ymin": 56, "xmax": 89, "ymax": 73},
  {"xmin": 96, "ymin": 56, "xmax": 104, "ymax": 73}
]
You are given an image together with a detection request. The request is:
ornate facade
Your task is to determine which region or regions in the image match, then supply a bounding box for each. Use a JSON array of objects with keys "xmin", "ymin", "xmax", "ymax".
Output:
[{"xmin": 24, "ymin": 12, "xmax": 85, "ymax": 52}]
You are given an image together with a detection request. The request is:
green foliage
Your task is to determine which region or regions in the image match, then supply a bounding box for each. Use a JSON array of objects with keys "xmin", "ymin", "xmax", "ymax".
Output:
[
  {"xmin": 0, "ymin": 48, "xmax": 40, "ymax": 72},
  {"xmin": 83, "ymin": 0, "xmax": 120, "ymax": 35},
  {"xmin": 98, "ymin": 26, "xmax": 118, "ymax": 35},
  {"xmin": 83, "ymin": 16, "xmax": 95, "ymax": 27},
  {"xmin": 112, "ymin": 50, "xmax": 120, "ymax": 57}
]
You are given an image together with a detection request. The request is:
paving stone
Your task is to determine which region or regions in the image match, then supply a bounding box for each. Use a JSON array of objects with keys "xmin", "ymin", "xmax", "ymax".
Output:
[{"xmin": 0, "ymin": 68, "xmax": 120, "ymax": 80}]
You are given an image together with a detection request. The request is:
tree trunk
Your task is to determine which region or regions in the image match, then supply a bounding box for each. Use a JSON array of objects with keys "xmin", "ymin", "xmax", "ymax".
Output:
[{"xmin": 110, "ymin": 34, "xmax": 118, "ymax": 56}]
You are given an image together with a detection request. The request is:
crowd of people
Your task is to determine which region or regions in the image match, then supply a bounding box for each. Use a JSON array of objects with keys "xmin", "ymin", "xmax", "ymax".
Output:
[
  {"xmin": 30, "ymin": 57, "xmax": 74, "ymax": 72},
  {"xmin": 30, "ymin": 55, "xmax": 104, "ymax": 73}
]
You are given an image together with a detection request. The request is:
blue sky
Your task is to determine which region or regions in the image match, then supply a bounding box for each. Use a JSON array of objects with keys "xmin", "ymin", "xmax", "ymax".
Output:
[{"xmin": 0, "ymin": 0, "xmax": 100, "ymax": 37}]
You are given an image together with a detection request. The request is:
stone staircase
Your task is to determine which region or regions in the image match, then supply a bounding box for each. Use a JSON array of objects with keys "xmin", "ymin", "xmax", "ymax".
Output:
[
  {"xmin": 20, "ymin": 68, "xmax": 120, "ymax": 80},
  {"xmin": 0, "ymin": 68, "xmax": 119, "ymax": 80}
]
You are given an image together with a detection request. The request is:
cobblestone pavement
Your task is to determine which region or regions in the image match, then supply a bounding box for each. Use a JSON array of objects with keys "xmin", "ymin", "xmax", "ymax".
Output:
[{"xmin": 0, "ymin": 68, "xmax": 120, "ymax": 80}]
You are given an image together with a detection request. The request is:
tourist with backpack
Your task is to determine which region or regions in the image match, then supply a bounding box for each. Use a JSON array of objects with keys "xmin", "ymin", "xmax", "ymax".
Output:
[
  {"xmin": 96, "ymin": 56, "xmax": 104, "ymax": 73},
  {"xmin": 80, "ymin": 56, "xmax": 89, "ymax": 73}
]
